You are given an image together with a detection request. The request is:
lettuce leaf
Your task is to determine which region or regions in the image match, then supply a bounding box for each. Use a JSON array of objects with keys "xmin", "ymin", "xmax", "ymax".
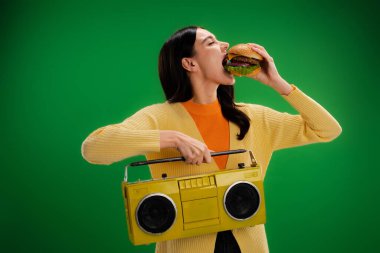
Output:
[{"xmin": 224, "ymin": 64, "xmax": 260, "ymax": 75}]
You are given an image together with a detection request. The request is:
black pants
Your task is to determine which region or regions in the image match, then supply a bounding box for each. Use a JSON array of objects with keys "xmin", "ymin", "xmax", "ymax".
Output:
[{"xmin": 214, "ymin": 230, "xmax": 241, "ymax": 253}]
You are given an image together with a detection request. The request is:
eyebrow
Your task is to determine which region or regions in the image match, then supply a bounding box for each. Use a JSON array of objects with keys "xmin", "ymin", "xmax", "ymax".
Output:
[{"xmin": 201, "ymin": 35, "xmax": 216, "ymax": 44}]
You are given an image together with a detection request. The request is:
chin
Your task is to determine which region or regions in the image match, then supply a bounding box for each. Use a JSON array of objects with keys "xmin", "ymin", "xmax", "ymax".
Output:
[
  {"xmin": 210, "ymin": 70, "xmax": 235, "ymax": 86},
  {"xmin": 220, "ymin": 76, "xmax": 235, "ymax": 86}
]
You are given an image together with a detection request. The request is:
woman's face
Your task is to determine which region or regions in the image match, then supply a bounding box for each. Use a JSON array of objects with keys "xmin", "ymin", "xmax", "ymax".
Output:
[{"xmin": 191, "ymin": 28, "xmax": 235, "ymax": 85}]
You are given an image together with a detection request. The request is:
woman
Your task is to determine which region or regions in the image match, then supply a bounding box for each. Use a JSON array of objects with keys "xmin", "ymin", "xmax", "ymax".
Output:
[{"xmin": 81, "ymin": 26, "xmax": 342, "ymax": 253}]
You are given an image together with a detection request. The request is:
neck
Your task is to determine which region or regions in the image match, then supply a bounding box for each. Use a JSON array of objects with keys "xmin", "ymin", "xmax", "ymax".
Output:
[{"xmin": 189, "ymin": 76, "xmax": 219, "ymax": 104}]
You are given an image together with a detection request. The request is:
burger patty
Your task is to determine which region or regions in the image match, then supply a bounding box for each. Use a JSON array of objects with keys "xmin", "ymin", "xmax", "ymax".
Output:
[
  {"xmin": 231, "ymin": 56, "xmax": 260, "ymax": 65},
  {"xmin": 228, "ymin": 62, "xmax": 251, "ymax": 67}
]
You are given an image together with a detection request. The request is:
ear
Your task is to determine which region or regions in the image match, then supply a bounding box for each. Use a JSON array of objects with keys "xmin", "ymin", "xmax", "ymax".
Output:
[{"xmin": 181, "ymin": 57, "xmax": 196, "ymax": 72}]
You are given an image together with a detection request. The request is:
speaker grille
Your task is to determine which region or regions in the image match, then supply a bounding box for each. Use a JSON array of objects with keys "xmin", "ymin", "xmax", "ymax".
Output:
[
  {"xmin": 224, "ymin": 181, "xmax": 260, "ymax": 220},
  {"xmin": 136, "ymin": 194, "xmax": 176, "ymax": 234}
]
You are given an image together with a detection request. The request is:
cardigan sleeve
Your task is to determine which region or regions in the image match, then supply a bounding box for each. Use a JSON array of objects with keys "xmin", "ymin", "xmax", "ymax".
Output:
[
  {"xmin": 262, "ymin": 84, "xmax": 342, "ymax": 152},
  {"xmin": 81, "ymin": 105, "xmax": 162, "ymax": 165}
]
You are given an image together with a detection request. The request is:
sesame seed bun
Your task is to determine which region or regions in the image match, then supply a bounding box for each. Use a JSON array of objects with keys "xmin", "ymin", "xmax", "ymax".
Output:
[{"xmin": 228, "ymin": 43, "xmax": 263, "ymax": 60}]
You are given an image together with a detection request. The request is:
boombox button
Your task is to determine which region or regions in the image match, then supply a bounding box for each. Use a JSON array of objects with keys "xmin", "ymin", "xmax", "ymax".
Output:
[
  {"xmin": 202, "ymin": 177, "xmax": 210, "ymax": 186},
  {"xmin": 179, "ymin": 181, "xmax": 186, "ymax": 189},
  {"xmin": 210, "ymin": 176, "xmax": 215, "ymax": 185}
]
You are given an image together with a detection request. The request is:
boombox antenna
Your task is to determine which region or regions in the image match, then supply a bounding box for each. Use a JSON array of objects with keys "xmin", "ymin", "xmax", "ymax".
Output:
[
  {"xmin": 129, "ymin": 149, "xmax": 246, "ymax": 166},
  {"xmin": 249, "ymin": 151, "xmax": 257, "ymax": 167},
  {"xmin": 124, "ymin": 149, "xmax": 247, "ymax": 182}
]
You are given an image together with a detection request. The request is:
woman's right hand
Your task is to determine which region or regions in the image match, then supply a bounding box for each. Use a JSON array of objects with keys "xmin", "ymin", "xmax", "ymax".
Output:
[{"xmin": 160, "ymin": 130, "xmax": 212, "ymax": 165}]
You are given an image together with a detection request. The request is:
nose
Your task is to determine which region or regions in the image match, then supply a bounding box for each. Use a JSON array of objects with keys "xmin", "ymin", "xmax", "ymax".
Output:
[{"xmin": 221, "ymin": 41, "xmax": 229, "ymax": 52}]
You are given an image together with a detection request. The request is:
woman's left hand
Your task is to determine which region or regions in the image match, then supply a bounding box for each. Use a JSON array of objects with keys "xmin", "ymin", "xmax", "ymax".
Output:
[{"xmin": 245, "ymin": 43, "xmax": 285, "ymax": 88}]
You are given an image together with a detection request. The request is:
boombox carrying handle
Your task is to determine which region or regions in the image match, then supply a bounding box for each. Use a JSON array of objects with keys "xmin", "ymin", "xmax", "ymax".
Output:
[{"xmin": 123, "ymin": 149, "xmax": 249, "ymax": 182}]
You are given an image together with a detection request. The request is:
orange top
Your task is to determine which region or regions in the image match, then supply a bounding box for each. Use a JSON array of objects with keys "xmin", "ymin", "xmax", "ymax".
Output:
[{"xmin": 181, "ymin": 99, "xmax": 229, "ymax": 170}]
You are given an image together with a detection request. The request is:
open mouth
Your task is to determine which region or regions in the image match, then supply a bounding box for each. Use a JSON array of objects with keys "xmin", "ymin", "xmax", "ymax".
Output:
[
  {"xmin": 222, "ymin": 54, "xmax": 228, "ymax": 64},
  {"xmin": 222, "ymin": 55, "xmax": 231, "ymax": 73}
]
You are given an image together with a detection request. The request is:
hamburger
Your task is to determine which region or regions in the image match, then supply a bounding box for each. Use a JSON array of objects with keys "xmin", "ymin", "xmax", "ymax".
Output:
[{"xmin": 223, "ymin": 43, "xmax": 263, "ymax": 76}]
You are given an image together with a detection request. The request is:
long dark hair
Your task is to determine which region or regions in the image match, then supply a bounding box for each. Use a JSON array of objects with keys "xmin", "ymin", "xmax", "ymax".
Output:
[{"xmin": 158, "ymin": 26, "xmax": 250, "ymax": 140}]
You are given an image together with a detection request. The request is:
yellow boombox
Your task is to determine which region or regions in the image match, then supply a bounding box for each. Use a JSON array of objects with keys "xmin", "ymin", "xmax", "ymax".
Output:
[{"xmin": 121, "ymin": 149, "xmax": 266, "ymax": 245}]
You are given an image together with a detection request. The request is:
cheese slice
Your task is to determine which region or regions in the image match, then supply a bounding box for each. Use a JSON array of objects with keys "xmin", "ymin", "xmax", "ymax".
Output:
[{"xmin": 227, "ymin": 53, "xmax": 239, "ymax": 60}]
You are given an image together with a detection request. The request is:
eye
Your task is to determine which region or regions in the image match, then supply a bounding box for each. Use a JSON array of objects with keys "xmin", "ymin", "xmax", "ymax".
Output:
[{"xmin": 208, "ymin": 41, "xmax": 215, "ymax": 45}]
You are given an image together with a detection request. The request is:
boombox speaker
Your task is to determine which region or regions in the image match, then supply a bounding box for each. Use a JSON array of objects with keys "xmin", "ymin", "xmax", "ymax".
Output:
[{"xmin": 121, "ymin": 149, "xmax": 266, "ymax": 245}]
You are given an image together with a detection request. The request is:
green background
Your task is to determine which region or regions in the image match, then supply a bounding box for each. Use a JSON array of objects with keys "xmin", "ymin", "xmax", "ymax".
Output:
[{"xmin": 1, "ymin": 0, "xmax": 379, "ymax": 252}]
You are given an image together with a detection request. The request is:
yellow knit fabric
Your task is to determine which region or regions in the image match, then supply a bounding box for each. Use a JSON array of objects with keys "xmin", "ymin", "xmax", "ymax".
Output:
[{"xmin": 81, "ymin": 84, "xmax": 342, "ymax": 253}]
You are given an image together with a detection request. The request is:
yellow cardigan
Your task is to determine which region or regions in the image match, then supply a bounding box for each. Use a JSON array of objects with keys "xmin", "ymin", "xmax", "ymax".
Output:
[{"xmin": 81, "ymin": 84, "xmax": 342, "ymax": 253}]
